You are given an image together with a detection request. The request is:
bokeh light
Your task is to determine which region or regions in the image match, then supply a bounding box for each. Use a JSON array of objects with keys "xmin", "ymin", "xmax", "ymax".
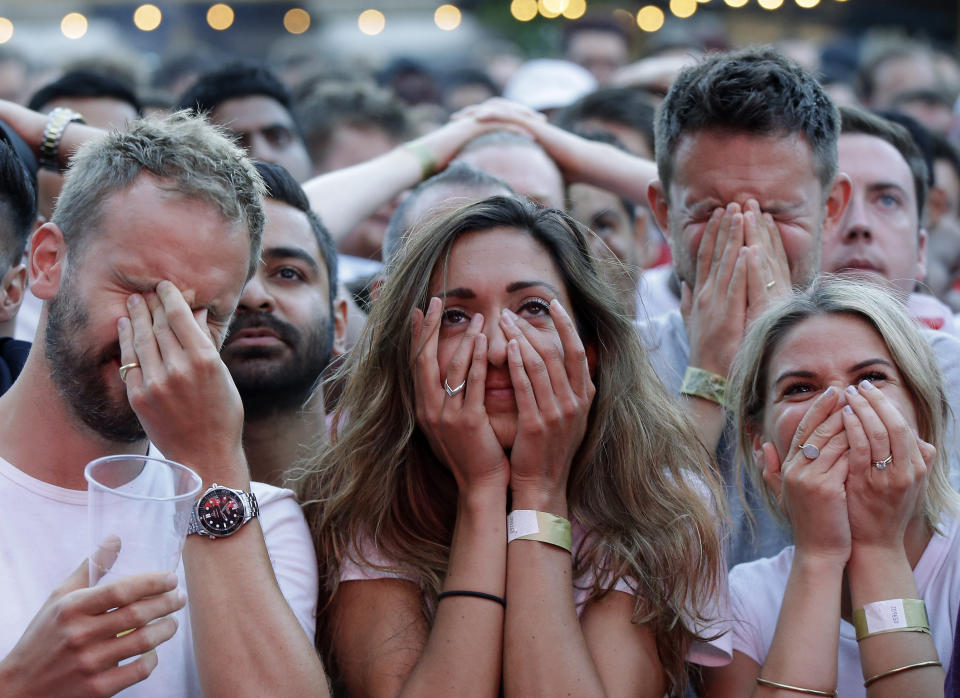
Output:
[
  {"xmin": 796, "ymin": 0, "xmax": 820, "ymax": 6},
  {"xmin": 358, "ymin": 9, "xmax": 385, "ymax": 35},
  {"xmin": 636, "ymin": 5, "xmax": 665, "ymax": 31},
  {"xmin": 434, "ymin": 4, "xmax": 461, "ymax": 30},
  {"xmin": 61, "ymin": 12, "xmax": 88, "ymax": 39},
  {"xmin": 133, "ymin": 4, "xmax": 162, "ymax": 31},
  {"xmin": 562, "ymin": 0, "xmax": 587, "ymax": 19},
  {"xmin": 511, "ymin": 0, "xmax": 538, "ymax": 21},
  {"xmin": 758, "ymin": 0, "xmax": 784, "ymax": 7},
  {"xmin": 670, "ymin": 0, "xmax": 698, "ymax": 18},
  {"xmin": 206, "ymin": 4, "xmax": 234, "ymax": 30},
  {"xmin": 283, "ymin": 9, "xmax": 310, "ymax": 34},
  {"xmin": 724, "ymin": 0, "xmax": 749, "ymax": 6},
  {"xmin": 0, "ymin": 18, "xmax": 13, "ymax": 43},
  {"xmin": 538, "ymin": 0, "xmax": 561, "ymax": 18},
  {"xmin": 542, "ymin": 0, "xmax": 569, "ymax": 12}
]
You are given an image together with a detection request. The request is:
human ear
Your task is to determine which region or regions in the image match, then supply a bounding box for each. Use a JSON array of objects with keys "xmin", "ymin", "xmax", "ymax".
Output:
[
  {"xmin": 28, "ymin": 222, "xmax": 68, "ymax": 301},
  {"xmin": 0, "ymin": 263, "xmax": 26, "ymax": 325},
  {"xmin": 822, "ymin": 173, "xmax": 852, "ymax": 237},
  {"xmin": 647, "ymin": 180, "xmax": 671, "ymax": 238},
  {"xmin": 332, "ymin": 297, "xmax": 348, "ymax": 357}
]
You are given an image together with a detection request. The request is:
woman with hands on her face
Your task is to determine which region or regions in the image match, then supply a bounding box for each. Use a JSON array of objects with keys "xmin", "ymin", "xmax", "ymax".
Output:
[
  {"xmin": 701, "ymin": 279, "xmax": 960, "ymax": 698},
  {"xmin": 294, "ymin": 196, "xmax": 728, "ymax": 697}
]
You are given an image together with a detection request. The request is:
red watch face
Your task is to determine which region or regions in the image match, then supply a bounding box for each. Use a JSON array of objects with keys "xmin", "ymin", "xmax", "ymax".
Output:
[{"xmin": 197, "ymin": 488, "xmax": 245, "ymax": 536}]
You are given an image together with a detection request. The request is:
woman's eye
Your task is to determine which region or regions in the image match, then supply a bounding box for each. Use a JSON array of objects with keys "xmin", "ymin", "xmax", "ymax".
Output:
[
  {"xmin": 518, "ymin": 297, "xmax": 551, "ymax": 317},
  {"xmin": 782, "ymin": 382, "xmax": 815, "ymax": 397},
  {"xmin": 857, "ymin": 370, "xmax": 888, "ymax": 385},
  {"xmin": 441, "ymin": 308, "xmax": 469, "ymax": 325}
]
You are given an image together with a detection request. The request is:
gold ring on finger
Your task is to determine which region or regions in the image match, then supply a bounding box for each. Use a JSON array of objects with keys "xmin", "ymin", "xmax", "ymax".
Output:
[{"xmin": 118, "ymin": 362, "xmax": 140, "ymax": 383}]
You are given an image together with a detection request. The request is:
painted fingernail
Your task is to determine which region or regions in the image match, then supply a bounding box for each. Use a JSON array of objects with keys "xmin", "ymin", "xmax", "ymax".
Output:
[
  {"xmin": 470, "ymin": 312, "xmax": 483, "ymax": 328},
  {"xmin": 824, "ymin": 386, "xmax": 836, "ymax": 397},
  {"xmin": 842, "ymin": 405, "xmax": 853, "ymax": 415},
  {"xmin": 860, "ymin": 379, "xmax": 875, "ymax": 390},
  {"xmin": 501, "ymin": 308, "xmax": 516, "ymax": 326},
  {"xmin": 845, "ymin": 384, "xmax": 857, "ymax": 396},
  {"xmin": 177, "ymin": 589, "xmax": 187, "ymax": 604},
  {"xmin": 165, "ymin": 572, "xmax": 178, "ymax": 586},
  {"xmin": 157, "ymin": 280, "xmax": 172, "ymax": 292},
  {"xmin": 127, "ymin": 294, "xmax": 142, "ymax": 307}
]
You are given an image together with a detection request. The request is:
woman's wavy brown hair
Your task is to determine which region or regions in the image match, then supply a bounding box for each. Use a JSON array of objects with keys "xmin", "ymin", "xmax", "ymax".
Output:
[{"xmin": 293, "ymin": 196, "xmax": 726, "ymax": 695}]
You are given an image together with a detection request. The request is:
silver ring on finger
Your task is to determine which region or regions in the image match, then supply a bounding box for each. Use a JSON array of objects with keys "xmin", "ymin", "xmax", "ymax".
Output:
[
  {"xmin": 444, "ymin": 377, "xmax": 466, "ymax": 398},
  {"xmin": 800, "ymin": 443, "xmax": 820, "ymax": 459},
  {"xmin": 766, "ymin": 280, "xmax": 776, "ymax": 290},
  {"xmin": 873, "ymin": 454, "xmax": 893, "ymax": 470}
]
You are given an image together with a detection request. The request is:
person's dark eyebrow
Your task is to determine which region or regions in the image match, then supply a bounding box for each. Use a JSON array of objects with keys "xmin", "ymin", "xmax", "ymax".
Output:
[
  {"xmin": 866, "ymin": 182, "xmax": 910, "ymax": 196},
  {"xmin": 506, "ymin": 280, "xmax": 562, "ymax": 297},
  {"xmin": 440, "ymin": 287, "xmax": 475, "ymax": 299},
  {"xmin": 774, "ymin": 370, "xmax": 815, "ymax": 388},
  {"xmin": 849, "ymin": 358, "xmax": 893, "ymax": 372},
  {"xmin": 774, "ymin": 359, "xmax": 894, "ymax": 388},
  {"xmin": 262, "ymin": 246, "xmax": 319, "ymax": 272}
]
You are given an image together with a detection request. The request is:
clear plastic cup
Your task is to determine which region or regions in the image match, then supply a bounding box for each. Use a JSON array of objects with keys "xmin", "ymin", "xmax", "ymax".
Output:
[{"xmin": 85, "ymin": 455, "xmax": 202, "ymax": 586}]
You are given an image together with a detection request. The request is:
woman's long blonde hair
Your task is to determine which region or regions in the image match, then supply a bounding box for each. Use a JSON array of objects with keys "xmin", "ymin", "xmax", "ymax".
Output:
[
  {"xmin": 294, "ymin": 196, "xmax": 726, "ymax": 695},
  {"xmin": 729, "ymin": 276, "xmax": 960, "ymax": 529}
]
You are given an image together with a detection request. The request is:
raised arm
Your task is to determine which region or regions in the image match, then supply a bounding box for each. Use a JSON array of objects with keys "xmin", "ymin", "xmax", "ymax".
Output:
[
  {"xmin": 705, "ymin": 388, "xmax": 851, "ymax": 698},
  {"xmin": 331, "ymin": 300, "xmax": 509, "ymax": 697},
  {"xmin": 843, "ymin": 381, "xmax": 943, "ymax": 698},
  {"xmin": 453, "ymin": 97, "xmax": 658, "ymax": 203},
  {"xmin": 497, "ymin": 299, "xmax": 662, "ymax": 697},
  {"xmin": 302, "ymin": 113, "xmax": 522, "ymax": 244},
  {"xmin": 118, "ymin": 281, "xmax": 329, "ymax": 697}
]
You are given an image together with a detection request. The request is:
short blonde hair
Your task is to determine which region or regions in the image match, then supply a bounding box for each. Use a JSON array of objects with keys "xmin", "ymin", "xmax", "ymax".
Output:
[{"xmin": 729, "ymin": 276, "xmax": 960, "ymax": 528}]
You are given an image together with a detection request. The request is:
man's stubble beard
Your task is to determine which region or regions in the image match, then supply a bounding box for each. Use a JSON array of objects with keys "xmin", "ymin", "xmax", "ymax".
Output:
[
  {"xmin": 224, "ymin": 310, "xmax": 334, "ymax": 421},
  {"xmin": 44, "ymin": 273, "xmax": 146, "ymax": 443}
]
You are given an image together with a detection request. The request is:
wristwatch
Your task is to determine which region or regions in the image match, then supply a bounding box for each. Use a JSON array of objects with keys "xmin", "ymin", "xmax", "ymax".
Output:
[{"xmin": 187, "ymin": 483, "xmax": 259, "ymax": 539}]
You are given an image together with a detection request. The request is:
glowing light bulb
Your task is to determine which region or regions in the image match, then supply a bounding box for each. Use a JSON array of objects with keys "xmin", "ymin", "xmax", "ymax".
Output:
[{"xmin": 636, "ymin": 5, "xmax": 665, "ymax": 31}]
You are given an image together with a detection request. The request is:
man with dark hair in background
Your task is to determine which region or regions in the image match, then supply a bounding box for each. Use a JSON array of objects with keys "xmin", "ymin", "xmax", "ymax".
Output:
[
  {"xmin": 178, "ymin": 61, "xmax": 313, "ymax": 183},
  {"xmin": 0, "ymin": 132, "xmax": 35, "ymax": 392},
  {"xmin": 222, "ymin": 161, "xmax": 346, "ymax": 486}
]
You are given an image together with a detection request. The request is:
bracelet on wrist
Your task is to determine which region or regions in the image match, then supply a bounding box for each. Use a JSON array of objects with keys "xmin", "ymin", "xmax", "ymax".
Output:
[
  {"xmin": 403, "ymin": 142, "xmax": 437, "ymax": 180},
  {"xmin": 437, "ymin": 589, "xmax": 506, "ymax": 608},
  {"xmin": 755, "ymin": 677, "xmax": 836, "ymax": 696},
  {"xmin": 507, "ymin": 509, "xmax": 572, "ymax": 553},
  {"xmin": 680, "ymin": 366, "xmax": 727, "ymax": 407},
  {"xmin": 39, "ymin": 107, "xmax": 85, "ymax": 172},
  {"xmin": 853, "ymin": 598, "xmax": 929, "ymax": 641},
  {"xmin": 863, "ymin": 660, "xmax": 941, "ymax": 688}
]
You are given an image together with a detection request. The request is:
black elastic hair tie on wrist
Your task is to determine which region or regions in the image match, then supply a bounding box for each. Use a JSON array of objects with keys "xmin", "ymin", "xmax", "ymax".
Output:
[{"xmin": 437, "ymin": 590, "xmax": 506, "ymax": 608}]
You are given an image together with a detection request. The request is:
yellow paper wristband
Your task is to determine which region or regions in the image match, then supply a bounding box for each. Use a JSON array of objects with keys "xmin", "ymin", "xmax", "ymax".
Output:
[
  {"xmin": 507, "ymin": 510, "xmax": 572, "ymax": 552},
  {"xmin": 853, "ymin": 598, "xmax": 929, "ymax": 641},
  {"xmin": 680, "ymin": 366, "xmax": 727, "ymax": 407}
]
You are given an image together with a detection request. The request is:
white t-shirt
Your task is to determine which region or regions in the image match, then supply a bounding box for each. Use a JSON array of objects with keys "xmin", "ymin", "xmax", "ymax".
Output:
[
  {"xmin": 723, "ymin": 518, "xmax": 960, "ymax": 697},
  {"xmin": 340, "ymin": 521, "xmax": 731, "ymax": 667},
  {"xmin": 0, "ymin": 452, "xmax": 319, "ymax": 697}
]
